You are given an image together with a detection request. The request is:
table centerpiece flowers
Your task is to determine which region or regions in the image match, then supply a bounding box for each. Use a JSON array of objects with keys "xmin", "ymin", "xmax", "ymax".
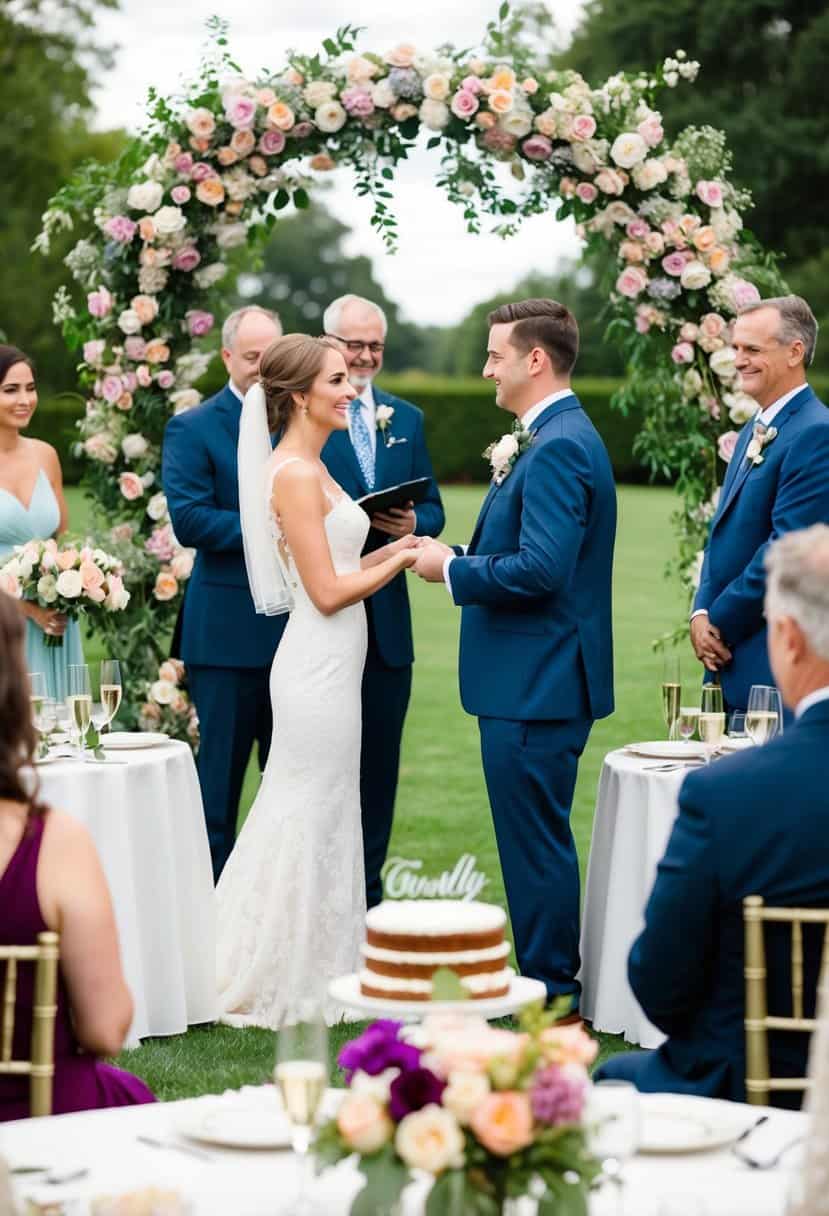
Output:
[{"xmin": 314, "ymin": 1002, "xmax": 600, "ymax": 1214}]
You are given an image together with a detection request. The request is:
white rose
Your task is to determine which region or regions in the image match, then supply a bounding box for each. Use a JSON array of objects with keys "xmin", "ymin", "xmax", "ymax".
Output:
[
  {"xmin": 610, "ymin": 131, "xmax": 647, "ymax": 168},
  {"xmin": 746, "ymin": 438, "xmax": 763, "ymax": 463},
  {"xmin": 37, "ymin": 574, "xmax": 59, "ymax": 604},
  {"xmin": 126, "ymin": 180, "xmax": 164, "ymax": 213},
  {"xmin": 193, "ymin": 262, "xmax": 227, "ymax": 289},
  {"xmin": 632, "ymin": 158, "xmax": 668, "ymax": 191},
  {"xmin": 142, "ymin": 153, "xmax": 165, "ymax": 181},
  {"xmin": 375, "ymin": 404, "xmax": 394, "ymax": 424},
  {"xmin": 680, "ymin": 260, "xmax": 712, "ymax": 291},
  {"xmin": 419, "ymin": 99, "xmax": 450, "ymax": 131},
  {"xmin": 55, "ymin": 569, "xmax": 83, "ymax": 599},
  {"xmin": 500, "ymin": 110, "xmax": 533, "ymax": 138},
  {"xmin": 710, "ymin": 346, "xmax": 738, "ymax": 382},
  {"xmin": 146, "ymin": 491, "xmax": 169, "ymax": 522},
  {"xmin": 423, "ymin": 72, "xmax": 451, "ymax": 101},
  {"xmin": 350, "ymin": 1068, "xmax": 399, "ymax": 1102},
  {"xmin": 150, "ymin": 679, "xmax": 177, "ymax": 706},
  {"xmin": 370, "ymin": 79, "xmax": 396, "ymax": 109},
  {"xmin": 214, "ymin": 223, "xmax": 248, "ymax": 249},
  {"xmin": 117, "ymin": 309, "xmax": 143, "ymax": 335},
  {"xmin": 725, "ymin": 391, "xmax": 758, "ymax": 425},
  {"xmin": 442, "ymin": 1070, "xmax": 491, "ymax": 1126},
  {"xmin": 490, "ymin": 433, "xmax": 520, "ymax": 467},
  {"xmin": 121, "ymin": 433, "xmax": 149, "ymax": 460},
  {"xmin": 109, "ymin": 583, "xmax": 131, "ymax": 611},
  {"xmin": 138, "ymin": 266, "xmax": 168, "ymax": 294},
  {"xmin": 315, "ymin": 102, "xmax": 347, "ymax": 133},
  {"xmin": 141, "ymin": 471, "xmax": 155, "ymax": 488},
  {"xmin": 711, "ymin": 207, "xmax": 742, "ymax": 243},
  {"xmin": 153, "ymin": 205, "xmax": 186, "ymax": 237},
  {"xmin": 303, "ymin": 80, "xmax": 337, "ymax": 107},
  {"xmin": 571, "ymin": 143, "xmax": 598, "ymax": 174},
  {"xmin": 682, "ymin": 369, "xmax": 703, "ymax": 398},
  {"xmin": 395, "ymin": 1105, "xmax": 465, "ymax": 1174},
  {"xmin": 170, "ymin": 389, "xmax": 202, "ymax": 414}
]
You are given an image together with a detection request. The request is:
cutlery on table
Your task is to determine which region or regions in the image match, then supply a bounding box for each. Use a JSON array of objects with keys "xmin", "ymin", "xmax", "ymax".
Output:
[
  {"xmin": 10, "ymin": 1165, "xmax": 89, "ymax": 1184},
  {"xmin": 732, "ymin": 1132, "xmax": 803, "ymax": 1170},
  {"xmin": 136, "ymin": 1133, "xmax": 214, "ymax": 1161}
]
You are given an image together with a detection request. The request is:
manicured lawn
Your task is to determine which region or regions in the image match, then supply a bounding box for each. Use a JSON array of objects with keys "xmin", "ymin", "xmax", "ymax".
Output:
[{"xmin": 65, "ymin": 484, "xmax": 686, "ymax": 1098}]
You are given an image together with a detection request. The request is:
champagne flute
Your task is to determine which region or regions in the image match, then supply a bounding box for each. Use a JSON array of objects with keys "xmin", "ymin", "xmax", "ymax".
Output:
[
  {"xmin": 746, "ymin": 685, "xmax": 783, "ymax": 746},
  {"xmin": 699, "ymin": 683, "xmax": 725, "ymax": 763},
  {"xmin": 96, "ymin": 660, "xmax": 123, "ymax": 735},
  {"xmin": 661, "ymin": 654, "xmax": 681, "ymax": 741},
  {"xmin": 29, "ymin": 672, "xmax": 47, "ymax": 723},
  {"xmin": 588, "ymin": 1080, "xmax": 641, "ymax": 1215},
  {"xmin": 33, "ymin": 698, "xmax": 58, "ymax": 757},
  {"xmin": 275, "ymin": 1003, "xmax": 328, "ymax": 1215},
  {"xmin": 676, "ymin": 690, "xmax": 700, "ymax": 743},
  {"xmin": 66, "ymin": 664, "xmax": 93, "ymax": 756}
]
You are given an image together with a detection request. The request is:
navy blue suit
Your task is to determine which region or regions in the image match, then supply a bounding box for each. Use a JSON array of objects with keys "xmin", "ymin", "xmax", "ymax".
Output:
[
  {"xmin": 162, "ymin": 385, "xmax": 285, "ymax": 880},
  {"xmin": 448, "ymin": 395, "xmax": 616, "ymax": 998},
  {"xmin": 694, "ymin": 385, "xmax": 829, "ymax": 710},
  {"xmin": 597, "ymin": 700, "xmax": 829, "ymax": 1105},
  {"xmin": 321, "ymin": 388, "xmax": 444, "ymax": 907}
]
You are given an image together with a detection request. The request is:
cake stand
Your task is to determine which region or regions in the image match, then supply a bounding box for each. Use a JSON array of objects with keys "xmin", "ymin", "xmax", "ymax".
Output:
[{"xmin": 328, "ymin": 973, "xmax": 547, "ymax": 1021}]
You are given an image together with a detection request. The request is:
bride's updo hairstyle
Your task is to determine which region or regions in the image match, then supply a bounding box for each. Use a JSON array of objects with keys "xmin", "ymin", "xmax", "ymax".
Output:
[{"xmin": 259, "ymin": 334, "xmax": 340, "ymax": 432}]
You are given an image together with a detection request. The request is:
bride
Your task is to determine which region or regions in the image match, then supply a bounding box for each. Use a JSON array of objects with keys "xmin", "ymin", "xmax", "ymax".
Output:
[{"xmin": 216, "ymin": 334, "xmax": 420, "ymax": 1027}]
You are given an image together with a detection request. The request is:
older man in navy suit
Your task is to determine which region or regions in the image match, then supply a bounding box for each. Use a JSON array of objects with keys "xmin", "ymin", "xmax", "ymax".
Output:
[
  {"xmin": 414, "ymin": 299, "xmax": 616, "ymax": 1007},
  {"xmin": 162, "ymin": 306, "xmax": 284, "ymax": 881},
  {"xmin": 321, "ymin": 295, "xmax": 445, "ymax": 908},
  {"xmin": 598, "ymin": 524, "xmax": 829, "ymax": 1104},
  {"xmin": 691, "ymin": 295, "xmax": 829, "ymax": 711}
]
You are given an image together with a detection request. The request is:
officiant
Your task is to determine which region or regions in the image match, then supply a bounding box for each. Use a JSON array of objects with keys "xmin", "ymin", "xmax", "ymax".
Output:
[{"xmin": 321, "ymin": 294, "xmax": 445, "ymax": 907}]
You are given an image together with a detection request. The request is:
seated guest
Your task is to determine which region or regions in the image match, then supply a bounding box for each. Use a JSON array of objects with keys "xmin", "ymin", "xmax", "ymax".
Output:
[
  {"xmin": 0, "ymin": 594, "xmax": 154, "ymax": 1120},
  {"xmin": 597, "ymin": 524, "xmax": 829, "ymax": 1105}
]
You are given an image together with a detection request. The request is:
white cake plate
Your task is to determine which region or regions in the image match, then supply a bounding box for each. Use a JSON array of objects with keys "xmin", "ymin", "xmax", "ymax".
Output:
[{"xmin": 328, "ymin": 973, "xmax": 547, "ymax": 1021}]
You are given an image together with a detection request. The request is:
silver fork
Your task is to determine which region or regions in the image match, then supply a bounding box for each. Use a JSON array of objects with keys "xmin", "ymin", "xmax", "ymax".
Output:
[{"xmin": 732, "ymin": 1133, "xmax": 803, "ymax": 1169}]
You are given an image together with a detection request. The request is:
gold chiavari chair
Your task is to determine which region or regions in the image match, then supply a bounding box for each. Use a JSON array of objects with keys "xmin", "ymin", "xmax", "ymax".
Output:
[
  {"xmin": 744, "ymin": 896, "xmax": 829, "ymax": 1106},
  {"xmin": 0, "ymin": 931, "xmax": 59, "ymax": 1116}
]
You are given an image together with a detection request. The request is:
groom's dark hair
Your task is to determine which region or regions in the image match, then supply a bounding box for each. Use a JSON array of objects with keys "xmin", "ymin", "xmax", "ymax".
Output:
[{"xmin": 488, "ymin": 299, "xmax": 579, "ymax": 375}]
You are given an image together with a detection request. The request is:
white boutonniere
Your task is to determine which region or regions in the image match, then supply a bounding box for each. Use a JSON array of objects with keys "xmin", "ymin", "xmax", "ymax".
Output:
[
  {"xmin": 745, "ymin": 422, "xmax": 778, "ymax": 466},
  {"xmin": 376, "ymin": 404, "xmax": 405, "ymax": 447},
  {"xmin": 483, "ymin": 420, "xmax": 533, "ymax": 485}
]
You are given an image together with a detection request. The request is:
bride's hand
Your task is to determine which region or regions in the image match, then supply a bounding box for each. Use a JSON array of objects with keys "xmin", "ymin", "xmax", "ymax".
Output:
[{"xmin": 386, "ymin": 534, "xmax": 424, "ymax": 556}]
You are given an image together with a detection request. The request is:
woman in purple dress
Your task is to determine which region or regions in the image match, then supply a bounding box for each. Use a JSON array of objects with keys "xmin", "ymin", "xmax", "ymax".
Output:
[{"xmin": 0, "ymin": 593, "xmax": 154, "ymax": 1120}]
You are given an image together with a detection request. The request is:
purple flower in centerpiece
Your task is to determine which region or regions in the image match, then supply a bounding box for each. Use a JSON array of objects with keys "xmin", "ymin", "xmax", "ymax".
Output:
[
  {"xmin": 530, "ymin": 1063, "xmax": 588, "ymax": 1126},
  {"xmin": 338, "ymin": 1020, "xmax": 421, "ymax": 1081},
  {"xmin": 388, "ymin": 1067, "xmax": 447, "ymax": 1122}
]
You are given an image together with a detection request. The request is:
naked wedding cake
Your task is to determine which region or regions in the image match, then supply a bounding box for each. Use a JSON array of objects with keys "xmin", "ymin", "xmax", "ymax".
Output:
[{"xmin": 359, "ymin": 900, "xmax": 512, "ymax": 1001}]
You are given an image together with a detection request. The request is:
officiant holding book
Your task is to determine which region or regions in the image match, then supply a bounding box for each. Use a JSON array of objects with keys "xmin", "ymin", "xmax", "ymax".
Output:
[{"xmin": 322, "ymin": 294, "xmax": 445, "ymax": 907}]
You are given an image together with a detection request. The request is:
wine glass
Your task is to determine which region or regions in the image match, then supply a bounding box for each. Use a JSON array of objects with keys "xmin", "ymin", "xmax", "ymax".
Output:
[
  {"xmin": 33, "ymin": 698, "xmax": 58, "ymax": 757},
  {"xmin": 661, "ymin": 654, "xmax": 681, "ymax": 741},
  {"xmin": 94, "ymin": 660, "xmax": 123, "ymax": 735},
  {"xmin": 66, "ymin": 664, "xmax": 93, "ymax": 756},
  {"xmin": 676, "ymin": 691, "xmax": 700, "ymax": 743},
  {"xmin": 29, "ymin": 672, "xmax": 47, "ymax": 723},
  {"xmin": 275, "ymin": 1002, "xmax": 328, "ymax": 1214},
  {"xmin": 746, "ymin": 685, "xmax": 783, "ymax": 746},
  {"xmin": 588, "ymin": 1080, "xmax": 640, "ymax": 1215},
  {"xmin": 698, "ymin": 684, "xmax": 725, "ymax": 762}
]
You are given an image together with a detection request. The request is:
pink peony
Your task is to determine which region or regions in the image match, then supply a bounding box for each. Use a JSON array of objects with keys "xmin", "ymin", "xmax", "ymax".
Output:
[
  {"xmin": 174, "ymin": 152, "xmax": 194, "ymax": 175},
  {"xmin": 88, "ymin": 286, "xmax": 113, "ymax": 319},
  {"xmin": 732, "ymin": 278, "xmax": 762, "ymax": 310},
  {"xmin": 450, "ymin": 90, "xmax": 479, "ymax": 119},
  {"xmin": 718, "ymin": 430, "xmax": 739, "ymax": 463},
  {"xmin": 225, "ymin": 94, "xmax": 257, "ymax": 130},
  {"xmin": 156, "ymin": 370, "xmax": 175, "ymax": 389},
  {"xmin": 341, "ymin": 87, "xmax": 375, "ymax": 118},
  {"xmin": 570, "ymin": 114, "xmax": 597, "ymax": 141},
  {"xmin": 575, "ymin": 182, "xmax": 598, "ymax": 204},
  {"xmin": 101, "ymin": 375, "xmax": 124, "ymax": 404},
  {"xmin": 258, "ymin": 129, "xmax": 286, "ymax": 156},
  {"xmin": 626, "ymin": 219, "xmax": 650, "ymax": 241},
  {"xmin": 461, "ymin": 75, "xmax": 483, "ymax": 95},
  {"xmin": 186, "ymin": 310, "xmax": 214, "ymax": 338},
  {"xmin": 695, "ymin": 179, "xmax": 724, "ymax": 208},
  {"xmin": 104, "ymin": 215, "xmax": 137, "ymax": 244},
  {"xmin": 189, "ymin": 161, "xmax": 215, "ymax": 183},
  {"xmin": 172, "ymin": 246, "xmax": 201, "ymax": 272},
  {"xmin": 83, "ymin": 339, "xmax": 106, "ymax": 366},
  {"xmin": 119, "ymin": 472, "xmax": 144, "ymax": 501},
  {"xmin": 671, "ymin": 342, "xmax": 695, "ymax": 364},
  {"xmin": 171, "ymin": 185, "xmax": 191, "ymax": 205},
  {"xmin": 521, "ymin": 134, "xmax": 553, "ymax": 162},
  {"xmin": 124, "ymin": 337, "xmax": 147, "ymax": 361},
  {"xmin": 616, "ymin": 266, "xmax": 648, "ymax": 298},
  {"xmin": 637, "ymin": 116, "xmax": 664, "ymax": 148},
  {"xmin": 662, "ymin": 251, "xmax": 689, "ymax": 277}
]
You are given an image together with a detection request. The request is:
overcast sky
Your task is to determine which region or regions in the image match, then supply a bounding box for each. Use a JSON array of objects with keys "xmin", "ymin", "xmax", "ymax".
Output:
[{"xmin": 90, "ymin": 0, "xmax": 586, "ymax": 325}]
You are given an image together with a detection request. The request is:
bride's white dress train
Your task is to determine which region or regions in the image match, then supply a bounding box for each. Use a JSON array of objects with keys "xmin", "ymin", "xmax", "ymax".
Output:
[{"xmin": 216, "ymin": 458, "xmax": 368, "ymax": 1027}]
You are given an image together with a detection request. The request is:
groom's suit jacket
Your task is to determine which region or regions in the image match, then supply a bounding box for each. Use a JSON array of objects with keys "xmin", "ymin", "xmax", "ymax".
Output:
[
  {"xmin": 321, "ymin": 387, "xmax": 445, "ymax": 667},
  {"xmin": 162, "ymin": 384, "xmax": 285, "ymax": 669},
  {"xmin": 450, "ymin": 394, "xmax": 616, "ymax": 722},
  {"xmin": 693, "ymin": 385, "xmax": 829, "ymax": 709}
]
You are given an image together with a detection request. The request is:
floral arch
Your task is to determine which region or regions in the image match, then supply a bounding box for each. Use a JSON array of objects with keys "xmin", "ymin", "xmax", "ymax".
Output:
[{"xmin": 39, "ymin": 16, "xmax": 784, "ymax": 736}]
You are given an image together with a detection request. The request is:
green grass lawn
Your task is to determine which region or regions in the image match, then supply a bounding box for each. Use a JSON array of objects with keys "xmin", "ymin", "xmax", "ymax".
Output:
[{"xmin": 65, "ymin": 483, "xmax": 686, "ymax": 1098}]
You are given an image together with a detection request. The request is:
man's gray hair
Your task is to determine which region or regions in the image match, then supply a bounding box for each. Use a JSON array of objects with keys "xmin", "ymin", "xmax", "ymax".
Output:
[
  {"xmin": 323, "ymin": 295, "xmax": 388, "ymax": 338},
  {"xmin": 221, "ymin": 306, "xmax": 282, "ymax": 351},
  {"xmin": 765, "ymin": 525, "xmax": 829, "ymax": 660},
  {"xmin": 738, "ymin": 294, "xmax": 818, "ymax": 367}
]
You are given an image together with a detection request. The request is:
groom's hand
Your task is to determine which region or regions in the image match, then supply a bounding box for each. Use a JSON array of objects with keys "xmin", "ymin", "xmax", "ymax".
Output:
[
  {"xmin": 413, "ymin": 540, "xmax": 453, "ymax": 582},
  {"xmin": 371, "ymin": 502, "xmax": 416, "ymax": 537}
]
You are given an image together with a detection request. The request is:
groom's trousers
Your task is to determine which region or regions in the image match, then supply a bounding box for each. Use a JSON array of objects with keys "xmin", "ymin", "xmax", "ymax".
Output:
[{"xmin": 478, "ymin": 715, "xmax": 592, "ymax": 1003}]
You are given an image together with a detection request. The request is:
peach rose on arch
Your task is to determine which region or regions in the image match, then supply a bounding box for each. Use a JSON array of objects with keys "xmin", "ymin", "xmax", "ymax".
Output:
[{"xmin": 153, "ymin": 571, "xmax": 179, "ymax": 601}]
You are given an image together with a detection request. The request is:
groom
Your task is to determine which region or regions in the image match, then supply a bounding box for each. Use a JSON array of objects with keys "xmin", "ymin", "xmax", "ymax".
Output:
[{"xmin": 414, "ymin": 299, "xmax": 616, "ymax": 1007}]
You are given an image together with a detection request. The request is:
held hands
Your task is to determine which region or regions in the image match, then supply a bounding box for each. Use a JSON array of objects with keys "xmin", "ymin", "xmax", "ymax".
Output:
[
  {"xmin": 412, "ymin": 539, "xmax": 454, "ymax": 582},
  {"xmin": 387, "ymin": 533, "xmax": 427, "ymax": 569},
  {"xmin": 370, "ymin": 502, "xmax": 416, "ymax": 538},
  {"xmin": 690, "ymin": 614, "xmax": 732, "ymax": 672}
]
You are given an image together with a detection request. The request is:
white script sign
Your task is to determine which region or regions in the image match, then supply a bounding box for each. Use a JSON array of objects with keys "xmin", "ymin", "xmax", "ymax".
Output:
[{"xmin": 381, "ymin": 854, "xmax": 488, "ymax": 902}]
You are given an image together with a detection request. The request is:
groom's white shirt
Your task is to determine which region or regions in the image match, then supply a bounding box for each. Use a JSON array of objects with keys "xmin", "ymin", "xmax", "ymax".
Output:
[
  {"xmin": 229, "ymin": 380, "xmax": 243, "ymax": 402},
  {"xmin": 443, "ymin": 388, "xmax": 575, "ymax": 596}
]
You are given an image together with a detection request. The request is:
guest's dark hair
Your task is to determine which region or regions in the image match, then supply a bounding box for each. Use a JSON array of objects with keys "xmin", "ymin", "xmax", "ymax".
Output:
[
  {"xmin": 0, "ymin": 594, "xmax": 45, "ymax": 820},
  {"xmin": 487, "ymin": 299, "xmax": 579, "ymax": 375},
  {"xmin": 259, "ymin": 334, "xmax": 340, "ymax": 432},
  {"xmin": 0, "ymin": 345, "xmax": 36, "ymax": 386}
]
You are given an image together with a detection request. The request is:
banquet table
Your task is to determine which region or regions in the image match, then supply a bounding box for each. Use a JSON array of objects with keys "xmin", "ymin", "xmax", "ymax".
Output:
[
  {"xmin": 37, "ymin": 739, "xmax": 217, "ymax": 1042},
  {"xmin": 580, "ymin": 748, "xmax": 690, "ymax": 1048},
  {"xmin": 1, "ymin": 1086, "xmax": 806, "ymax": 1215}
]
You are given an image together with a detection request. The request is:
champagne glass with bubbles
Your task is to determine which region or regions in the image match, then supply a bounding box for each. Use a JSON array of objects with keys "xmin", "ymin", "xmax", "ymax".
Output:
[
  {"xmin": 94, "ymin": 660, "xmax": 123, "ymax": 735},
  {"xmin": 676, "ymin": 689, "xmax": 700, "ymax": 743},
  {"xmin": 699, "ymin": 684, "xmax": 725, "ymax": 762},
  {"xmin": 661, "ymin": 654, "xmax": 681, "ymax": 741},
  {"xmin": 275, "ymin": 1002, "xmax": 328, "ymax": 1214},
  {"xmin": 66, "ymin": 664, "xmax": 93, "ymax": 755},
  {"xmin": 29, "ymin": 672, "xmax": 46, "ymax": 723},
  {"xmin": 746, "ymin": 685, "xmax": 783, "ymax": 746}
]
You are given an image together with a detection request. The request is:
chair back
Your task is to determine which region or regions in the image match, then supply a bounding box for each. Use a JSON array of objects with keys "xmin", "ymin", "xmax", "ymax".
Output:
[
  {"xmin": 744, "ymin": 896, "xmax": 829, "ymax": 1105},
  {"xmin": 0, "ymin": 931, "xmax": 59, "ymax": 1116}
]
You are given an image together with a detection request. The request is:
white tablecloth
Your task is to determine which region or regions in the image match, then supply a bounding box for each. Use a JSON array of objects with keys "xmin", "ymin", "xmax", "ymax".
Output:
[
  {"xmin": 0, "ymin": 1087, "xmax": 806, "ymax": 1215},
  {"xmin": 580, "ymin": 749, "xmax": 689, "ymax": 1048},
  {"xmin": 37, "ymin": 741, "xmax": 217, "ymax": 1042}
]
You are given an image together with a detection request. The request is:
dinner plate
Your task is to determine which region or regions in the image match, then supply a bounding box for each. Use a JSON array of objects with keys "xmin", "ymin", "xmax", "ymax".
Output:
[
  {"xmin": 626, "ymin": 741, "xmax": 708, "ymax": 760},
  {"xmin": 100, "ymin": 731, "xmax": 169, "ymax": 750},
  {"xmin": 720, "ymin": 735, "xmax": 755, "ymax": 752},
  {"xmin": 176, "ymin": 1105, "xmax": 293, "ymax": 1150},
  {"xmin": 638, "ymin": 1095, "xmax": 752, "ymax": 1154}
]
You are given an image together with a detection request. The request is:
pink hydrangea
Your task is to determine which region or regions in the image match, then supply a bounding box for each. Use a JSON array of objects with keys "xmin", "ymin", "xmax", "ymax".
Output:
[
  {"xmin": 341, "ymin": 87, "xmax": 375, "ymax": 118},
  {"xmin": 258, "ymin": 129, "xmax": 286, "ymax": 156},
  {"xmin": 450, "ymin": 90, "xmax": 479, "ymax": 119},
  {"xmin": 186, "ymin": 310, "xmax": 214, "ymax": 338},
  {"xmin": 671, "ymin": 342, "xmax": 695, "ymax": 364},
  {"xmin": 530, "ymin": 1063, "xmax": 588, "ymax": 1126},
  {"xmin": 145, "ymin": 525, "xmax": 176, "ymax": 563},
  {"xmin": 104, "ymin": 215, "xmax": 138, "ymax": 244},
  {"xmin": 172, "ymin": 246, "xmax": 201, "ymax": 272},
  {"xmin": 522, "ymin": 135, "xmax": 553, "ymax": 162}
]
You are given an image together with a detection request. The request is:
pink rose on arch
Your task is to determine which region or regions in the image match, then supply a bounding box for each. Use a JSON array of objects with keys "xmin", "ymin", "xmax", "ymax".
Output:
[
  {"xmin": 123, "ymin": 371, "xmax": 138, "ymax": 392},
  {"xmin": 104, "ymin": 215, "xmax": 137, "ymax": 244},
  {"xmin": 119, "ymin": 472, "xmax": 144, "ymax": 501},
  {"xmin": 124, "ymin": 337, "xmax": 146, "ymax": 361},
  {"xmin": 101, "ymin": 375, "xmax": 124, "ymax": 404},
  {"xmin": 171, "ymin": 185, "xmax": 191, "ymax": 205},
  {"xmin": 616, "ymin": 266, "xmax": 648, "ymax": 298},
  {"xmin": 190, "ymin": 161, "xmax": 215, "ymax": 183},
  {"xmin": 717, "ymin": 430, "xmax": 739, "ymax": 463},
  {"xmin": 635, "ymin": 309, "xmax": 652, "ymax": 334},
  {"xmin": 83, "ymin": 339, "xmax": 106, "ymax": 366},
  {"xmin": 626, "ymin": 219, "xmax": 650, "ymax": 241},
  {"xmin": 482, "ymin": 127, "xmax": 517, "ymax": 154},
  {"xmin": 172, "ymin": 246, "xmax": 201, "ymax": 272},
  {"xmin": 450, "ymin": 90, "xmax": 479, "ymax": 120},
  {"xmin": 136, "ymin": 365, "xmax": 152, "ymax": 387},
  {"xmin": 575, "ymin": 182, "xmax": 598, "ymax": 204},
  {"xmin": 645, "ymin": 231, "xmax": 665, "ymax": 255},
  {"xmin": 680, "ymin": 322, "xmax": 699, "ymax": 343},
  {"xmin": 342, "ymin": 87, "xmax": 375, "ymax": 118},
  {"xmin": 88, "ymin": 286, "xmax": 113, "ymax": 318},
  {"xmin": 671, "ymin": 342, "xmax": 695, "ymax": 364},
  {"xmin": 570, "ymin": 114, "xmax": 597, "ymax": 141},
  {"xmin": 696, "ymin": 179, "xmax": 724, "ymax": 208},
  {"xmin": 461, "ymin": 75, "xmax": 483, "ymax": 95},
  {"xmin": 290, "ymin": 121, "xmax": 314, "ymax": 139},
  {"xmin": 258, "ymin": 129, "xmax": 286, "ymax": 156},
  {"xmin": 186, "ymin": 310, "xmax": 214, "ymax": 338},
  {"xmin": 145, "ymin": 525, "xmax": 176, "ymax": 563},
  {"xmin": 731, "ymin": 278, "xmax": 762, "ymax": 310},
  {"xmin": 662, "ymin": 251, "xmax": 689, "ymax": 277},
  {"xmin": 174, "ymin": 152, "xmax": 194, "ymax": 175},
  {"xmin": 522, "ymin": 134, "xmax": 553, "ymax": 162},
  {"xmin": 637, "ymin": 116, "xmax": 664, "ymax": 148},
  {"xmin": 156, "ymin": 370, "xmax": 175, "ymax": 389},
  {"xmin": 700, "ymin": 312, "xmax": 726, "ymax": 339},
  {"xmin": 225, "ymin": 94, "xmax": 257, "ymax": 130}
]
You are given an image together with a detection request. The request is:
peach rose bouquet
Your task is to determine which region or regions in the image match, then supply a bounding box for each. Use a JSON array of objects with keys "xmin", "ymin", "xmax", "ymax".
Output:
[{"xmin": 314, "ymin": 1004, "xmax": 600, "ymax": 1213}]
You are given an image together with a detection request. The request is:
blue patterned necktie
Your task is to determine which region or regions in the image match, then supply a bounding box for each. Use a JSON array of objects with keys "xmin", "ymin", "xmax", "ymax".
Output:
[{"xmin": 349, "ymin": 399, "xmax": 375, "ymax": 490}]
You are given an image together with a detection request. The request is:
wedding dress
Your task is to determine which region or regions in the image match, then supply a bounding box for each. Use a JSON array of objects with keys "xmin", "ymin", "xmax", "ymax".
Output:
[{"xmin": 216, "ymin": 456, "xmax": 368, "ymax": 1027}]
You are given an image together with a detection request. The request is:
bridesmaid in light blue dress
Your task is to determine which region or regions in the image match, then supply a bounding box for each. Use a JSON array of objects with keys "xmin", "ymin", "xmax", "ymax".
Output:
[{"xmin": 0, "ymin": 346, "xmax": 83, "ymax": 700}]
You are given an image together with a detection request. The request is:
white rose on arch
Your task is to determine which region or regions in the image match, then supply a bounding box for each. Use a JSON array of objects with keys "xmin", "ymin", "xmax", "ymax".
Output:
[
  {"xmin": 680, "ymin": 260, "xmax": 712, "ymax": 290},
  {"xmin": 500, "ymin": 109, "xmax": 533, "ymax": 138},
  {"xmin": 121, "ymin": 433, "xmax": 149, "ymax": 461},
  {"xmin": 126, "ymin": 180, "xmax": 164, "ymax": 213},
  {"xmin": 315, "ymin": 101, "xmax": 347, "ymax": 133},
  {"xmin": 118, "ymin": 309, "xmax": 143, "ymax": 335},
  {"xmin": 724, "ymin": 391, "xmax": 758, "ymax": 425},
  {"xmin": 709, "ymin": 346, "xmax": 738, "ymax": 382},
  {"xmin": 153, "ymin": 206, "xmax": 187, "ymax": 237},
  {"xmin": 419, "ymin": 99, "xmax": 451, "ymax": 131},
  {"xmin": 150, "ymin": 679, "xmax": 177, "ymax": 706},
  {"xmin": 610, "ymin": 131, "xmax": 648, "ymax": 168},
  {"xmin": 146, "ymin": 492, "xmax": 169, "ymax": 522}
]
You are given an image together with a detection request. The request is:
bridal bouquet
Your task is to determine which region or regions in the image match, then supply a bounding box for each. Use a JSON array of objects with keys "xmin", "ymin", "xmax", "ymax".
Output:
[
  {"xmin": 0, "ymin": 539, "xmax": 130, "ymax": 647},
  {"xmin": 315, "ymin": 1004, "xmax": 600, "ymax": 1215}
]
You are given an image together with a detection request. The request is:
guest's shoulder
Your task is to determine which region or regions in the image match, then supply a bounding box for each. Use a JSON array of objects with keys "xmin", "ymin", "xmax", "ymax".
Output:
[
  {"xmin": 680, "ymin": 731, "xmax": 798, "ymax": 808},
  {"xmin": 165, "ymin": 387, "xmax": 231, "ymax": 434}
]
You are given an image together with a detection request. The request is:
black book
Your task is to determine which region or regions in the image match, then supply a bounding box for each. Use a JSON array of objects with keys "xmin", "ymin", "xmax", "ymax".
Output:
[{"xmin": 356, "ymin": 476, "xmax": 432, "ymax": 517}]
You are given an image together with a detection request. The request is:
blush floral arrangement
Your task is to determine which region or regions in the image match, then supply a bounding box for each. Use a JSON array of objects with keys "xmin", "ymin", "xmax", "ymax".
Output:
[{"xmin": 314, "ymin": 1004, "xmax": 600, "ymax": 1214}]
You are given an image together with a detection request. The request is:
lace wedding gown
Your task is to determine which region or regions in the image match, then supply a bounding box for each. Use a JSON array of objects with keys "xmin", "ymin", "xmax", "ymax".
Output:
[{"xmin": 216, "ymin": 457, "xmax": 368, "ymax": 1027}]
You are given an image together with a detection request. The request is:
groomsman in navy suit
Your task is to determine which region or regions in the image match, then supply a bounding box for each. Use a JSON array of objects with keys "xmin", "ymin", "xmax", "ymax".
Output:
[
  {"xmin": 321, "ymin": 295, "xmax": 445, "ymax": 907},
  {"xmin": 414, "ymin": 299, "xmax": 616, "ymax": 1006},
  {"xmin": 162, "ymin": 306, "xmax": 284, "ymax": 881},
  {"xmin": 691, "ymin": 295, "xmax": 829, "ymax": 711},
  {"xmin": 598, "ymin": 525, "xmax": 829, "ymax": 1104}
]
